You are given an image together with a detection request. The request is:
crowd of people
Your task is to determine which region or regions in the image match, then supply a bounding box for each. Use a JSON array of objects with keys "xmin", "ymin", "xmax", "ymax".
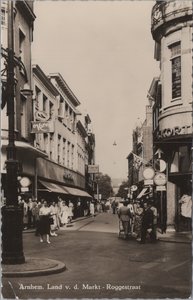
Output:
[
  {"xmin": 18, "ymin": 196, "xmax": 96, "ymax": 244},
  {"xmin": 115, "ymin": 197, "xmax": 158, "ymax": 244}
]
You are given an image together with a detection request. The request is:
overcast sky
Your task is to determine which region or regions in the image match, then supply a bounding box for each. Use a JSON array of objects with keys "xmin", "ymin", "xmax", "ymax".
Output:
[{"xmin": 32, "ymin": 0, "xmax": 160, "ymax": 180}]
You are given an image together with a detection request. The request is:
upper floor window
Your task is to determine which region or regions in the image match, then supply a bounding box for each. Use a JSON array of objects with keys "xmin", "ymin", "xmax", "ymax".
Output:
[
  {"xmin": 43, "ymin": 94, "xmax": 47, "ymax": 112},
  {"xmin": 19, "ymin": 29, "xmax": 25, "ymax": 64},
  {"xmin": 1, "ymin": 8, "xmax": 6, "ymax": 26},
  {"xmin": 169, "ymin": 42, "xmax": 181, "ymax": 100}
]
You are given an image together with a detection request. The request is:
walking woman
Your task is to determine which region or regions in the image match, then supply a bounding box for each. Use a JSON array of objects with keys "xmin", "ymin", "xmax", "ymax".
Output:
[
  {"xmin": 134, "ymin": 201, "xmax": 143, "ymax": 241},
  {"xmin": 60, "ymin": 201, "xmax": 69, "ymax": 226},
  {"xmin": 39, "ymin": 200, "xmax": 51, "ymax": 243}
]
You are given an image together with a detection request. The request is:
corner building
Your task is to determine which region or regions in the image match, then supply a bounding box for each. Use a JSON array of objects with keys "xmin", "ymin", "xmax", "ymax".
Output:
[{"xmin": 151, "ymin": 0, "xmax": 192, "ymax": 231}]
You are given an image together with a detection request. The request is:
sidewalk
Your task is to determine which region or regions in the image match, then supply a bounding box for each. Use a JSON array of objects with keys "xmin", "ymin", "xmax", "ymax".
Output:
[{"xmin": 157, "ymin": 231, "xmax": 192, "ymax": 244}]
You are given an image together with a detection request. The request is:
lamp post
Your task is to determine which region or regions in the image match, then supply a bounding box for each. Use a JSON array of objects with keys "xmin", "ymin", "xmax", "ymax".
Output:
[{"xmin": 2, "ymin": 1, "xmax": 25, "ymax": 264}]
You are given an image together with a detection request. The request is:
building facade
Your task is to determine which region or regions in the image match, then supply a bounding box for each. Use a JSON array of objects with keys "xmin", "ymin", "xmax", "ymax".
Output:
[
  {"xmin": 0, "ymin": 1, "xmax": 45, "ymax": 200},
  {"xmin": 32, "ymin": 66, "xmax": 95, "ymax": 210},
  {"xmin": 151, "ymin": 0, "xmax": 192, "ymax": 231}
]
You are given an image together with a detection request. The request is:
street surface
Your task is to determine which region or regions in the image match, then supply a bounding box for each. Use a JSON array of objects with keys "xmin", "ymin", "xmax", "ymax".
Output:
[{"xmin": 2, "ymin": 212, "xmax": 192, "ymax": 299}]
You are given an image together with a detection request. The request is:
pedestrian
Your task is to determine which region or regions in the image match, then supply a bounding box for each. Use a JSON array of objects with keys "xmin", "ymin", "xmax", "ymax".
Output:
[
  {"xmin": 150, "ymin": 200, "xmax": 158, "ymax": 242},
  {"xmin": 111, "ymin": 200, "xmax": 116, "ymax": 214},
  {"xmin": 33, "ymin": 201, "xmax": 41, "ymax": 236},
  {"xmin": 140, "ymin": 201, "xmax": 154, "ymax": 244},
  {"xmin": 68, "ymin": 200, "xmax": 74, "ymax": 222},
  {"xmin": 27, "ymin": 198, "xmax": 33, "ymax": 228},
  {"xmin": 23, "ymin": 199, "xmax": 28, "ymax": 230},
  {"xmin": 90, "ymin": 201, "xmax": 95, "ymax": 217},
  {"xmin": 39, "ymin": 200, "xmax": 51, "ymax": 243},
  {"xmin": 60, "ymin": 201, "xmax": 69, "ymax": 225},
  {"xmin": 50, "ymin": 201, "xmax": 59, "ymax": 236},
  {"xmin": 133, "ymin": 201, "xmax": 143, "ymax": 241},
  {"xmin": 117, "ymin": 200, "xmax": 133, "ymax": 239}
]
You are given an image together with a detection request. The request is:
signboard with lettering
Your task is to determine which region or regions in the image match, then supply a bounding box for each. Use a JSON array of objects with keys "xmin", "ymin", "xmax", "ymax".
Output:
[
  {"xmin": 88, "ymin": 165, "xmax": 99, "ymax": 174},
  {"xmin": 31, "ymin": 121, "xmax": 54, "ymax": 133},
  {"xmin": 172, "ymin": 56, "xmax": 181, "ymax": 99},
  {"xmin": 156, "ymin": 185, "xmax": 166, "ymax": 191}
]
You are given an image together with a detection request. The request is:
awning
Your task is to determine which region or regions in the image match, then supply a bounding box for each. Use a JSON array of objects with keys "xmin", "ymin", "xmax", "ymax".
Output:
[
  {"xmin": 137, "ymin": 188, "xmax": 148, "ymax": 199},
  {"xmin": 1, "ymin": 140, "xmax": 47, "ymax": 158},
  {"xmin": 39, "ymin": 180, "xmax": 69, "ymax": 194},
  {"xmin": 63, "ymin": 186, "xmax": 92, "ymax": 198}
]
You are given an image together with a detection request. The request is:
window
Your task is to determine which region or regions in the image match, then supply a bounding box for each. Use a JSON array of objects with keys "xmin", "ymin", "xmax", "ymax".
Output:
[
  {"xmin": 19, "ymin": 29, "xmax": 25, "ymax": 64},
  {"xmin": 169, "ymin": 42, "xmax": 181, "ymax": 100},
  {"xmin": 49, "ymin": 101, "xmax": 54, "ymax": 119},
  {"xmin": 50, "ymin": 133, "xmax": 54, "ymax": 160},
  {"xmin": 58, "ymin": 96, "xmax": 64, "ymax": 119},
  {"xmin": 43, "ymin": 94, "xmax": 47, "ymax": 112},
  {"xmin": 44, "ymin": 133, "xmax": 49, "ymax": 154},
  {"xmin": 1, "ymin": 8, "xmax": 6, "ymax": 26},
  {"xmin": 63, "ymin": 138, "xmax": 66, "ymax": 166},
  {"xmin": 35, "ymin": 86, "xmax": 41, "ymax": 112},
  {"xmin": 67, "ymin": 142, "xmax": 70, "ymax": 168},
  {"xmin": 57, "ymin": 135, "xmax": 61, "ymax": 164},
  {"xmin": 71, "ymin": 145, "xmax": 74, "ymax": 169},
  {"xmin": 20, "ymin": 94, "xmax": 27, "ymax": 138}
]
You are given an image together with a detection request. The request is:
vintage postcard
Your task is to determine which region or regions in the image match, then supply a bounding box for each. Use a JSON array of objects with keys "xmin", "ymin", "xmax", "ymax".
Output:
[{"xmin": 1, "ymin": 0, "xmax": 192, "ymax": 299}]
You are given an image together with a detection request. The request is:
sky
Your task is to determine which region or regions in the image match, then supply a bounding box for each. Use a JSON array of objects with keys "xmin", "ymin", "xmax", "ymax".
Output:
[{"xmin": 32, "ymin": 0, "xmax": 160, "ymax": 180}]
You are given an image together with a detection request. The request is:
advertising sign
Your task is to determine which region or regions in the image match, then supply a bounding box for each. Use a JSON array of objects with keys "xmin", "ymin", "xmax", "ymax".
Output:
[
  {"xmin": 156, "ymin": 185, "xmax": 166, "ymax": 191},
  {"xmin": 31, "ymin": 121, "xmax": 54, "ymax": 133},
  {"xmin": 35, "ymin": 111, "xmax": 49, "ymax": 121},
  {"xmin": 88, "ymin": 165, "xmax": 99, "ymax": 174}
]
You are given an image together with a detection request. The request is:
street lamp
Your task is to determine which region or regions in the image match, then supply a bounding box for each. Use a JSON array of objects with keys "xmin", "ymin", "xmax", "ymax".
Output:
[{"xmin": 2, "ymin": 1, "xmax": 25, "ymax": 264}]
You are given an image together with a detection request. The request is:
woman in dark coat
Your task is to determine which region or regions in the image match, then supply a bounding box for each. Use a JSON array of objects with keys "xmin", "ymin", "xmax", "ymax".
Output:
[{"xmin": 39, "ymin": 200, "xmax": 51, "ymax": 243}]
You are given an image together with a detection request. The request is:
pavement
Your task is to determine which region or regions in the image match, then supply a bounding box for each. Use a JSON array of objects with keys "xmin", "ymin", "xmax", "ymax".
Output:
[
  {"xmin": 2, "ymin": 212, "xmax": 192, "ymax": 279},
  {"xmin": 1, "ymin": 212, "xmax": 192, "ymax": 299}
]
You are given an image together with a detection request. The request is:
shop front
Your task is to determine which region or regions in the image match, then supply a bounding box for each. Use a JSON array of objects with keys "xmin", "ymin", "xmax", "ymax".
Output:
[
  {"xmin": 36, "ymin": 157, "xmax": 92, "ymax": 218},
  {"xmin": 154, "ymin": 135, "xmax": 192, "ymax": 232}
]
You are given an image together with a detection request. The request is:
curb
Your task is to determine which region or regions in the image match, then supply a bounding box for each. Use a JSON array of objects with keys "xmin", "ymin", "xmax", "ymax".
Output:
[
  {"xmin": 158, "ymin": 238, "xmax": 191, "ymax": 244},
  {"xmin": 2, "ymin": 257, "xmax": 66, "ymax": 277}
]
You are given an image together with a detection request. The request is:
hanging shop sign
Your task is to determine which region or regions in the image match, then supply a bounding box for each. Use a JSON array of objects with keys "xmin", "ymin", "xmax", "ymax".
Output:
[
  {"xmin": 20, "ymin": 177, "xmax": 31, "ymax": 187},
  {"xmin": 35, "ymin": 111, "xmax": 49, "ymax": 121},
  {"xmin": 31, "ymin": 121, "xmax": 54, "ymax": 133},
  {"xmin": 156, "ymin": 125, "xmax": 191, "ymax": 139},
  {"xmin": 143, "ymin": 167, "xmax": 155, "ymax": 180},
  {"xmin": 154, "ymin": 173, "xmax": 167, "ymax": 186},
  {"xmin": 88, "ymin": 165, "xmax": 99, "ymax": 174}
]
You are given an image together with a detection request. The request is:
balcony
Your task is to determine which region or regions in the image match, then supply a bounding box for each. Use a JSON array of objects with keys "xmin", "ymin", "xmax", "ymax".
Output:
[{"xmin": 151, "ymin": 0, "xmax": 192, "ymax": 41}]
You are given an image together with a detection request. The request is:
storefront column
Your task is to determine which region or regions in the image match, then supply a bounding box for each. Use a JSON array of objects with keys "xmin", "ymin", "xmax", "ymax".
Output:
[{"xmin": 166, "ymin": 181, "xmax": 176, "ymax": 231}]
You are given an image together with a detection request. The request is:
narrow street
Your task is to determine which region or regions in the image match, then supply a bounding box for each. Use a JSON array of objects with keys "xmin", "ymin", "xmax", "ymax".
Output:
[{"xmin": 2, "ymin": 213, "xmax": 192, "ymax": 299}]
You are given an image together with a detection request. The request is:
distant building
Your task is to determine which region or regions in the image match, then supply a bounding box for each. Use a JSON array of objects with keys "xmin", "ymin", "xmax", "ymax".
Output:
[
  {"xmin": 127, "ymin": 103, "xmax": 153, "ymax": 199},
  {"xmin": 151, "ymin": 0, "xmax": 192, "ymax": 231}
]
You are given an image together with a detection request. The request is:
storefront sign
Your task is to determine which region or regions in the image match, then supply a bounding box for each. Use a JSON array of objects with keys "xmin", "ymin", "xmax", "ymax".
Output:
[
  {"xmin": 31, "ymin": 121, "xmax": 54, "ymax": 133},
  {"xmin": 21, "ymin": 187, "xmax": 29, "ymax": 192},
  {"xmin": 156, "ymin": 125, "xmax": 191, "ymax": 139},
  {"xmin": 154, "ymin": 173, "xmax": 167, "ymax": 186},
  {"xmin": 143, "ymin": 167, "xmax": 155, "ymax": 180},
  {"xmin": 88, "ymin": 165, "xmax": 99, "ymax": 174},
  {"xmin": 63, "ymin": 171, "xmax": 74, "ymax": 181}
]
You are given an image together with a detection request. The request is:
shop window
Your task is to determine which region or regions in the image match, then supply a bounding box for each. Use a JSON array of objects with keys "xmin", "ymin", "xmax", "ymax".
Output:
[
  {"xmin": 170, "ymin": 151, "xmax": 179, "ymax": 173},
  {"xmin": 179, "ymin": 145, "xmax": 191, "ymax": 173}
]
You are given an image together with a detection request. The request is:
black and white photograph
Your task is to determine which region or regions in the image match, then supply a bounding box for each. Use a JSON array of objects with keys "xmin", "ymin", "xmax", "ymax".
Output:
[{"xmin": 1, "ymin": 0, "xmax": 192, "ymax": 299}]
